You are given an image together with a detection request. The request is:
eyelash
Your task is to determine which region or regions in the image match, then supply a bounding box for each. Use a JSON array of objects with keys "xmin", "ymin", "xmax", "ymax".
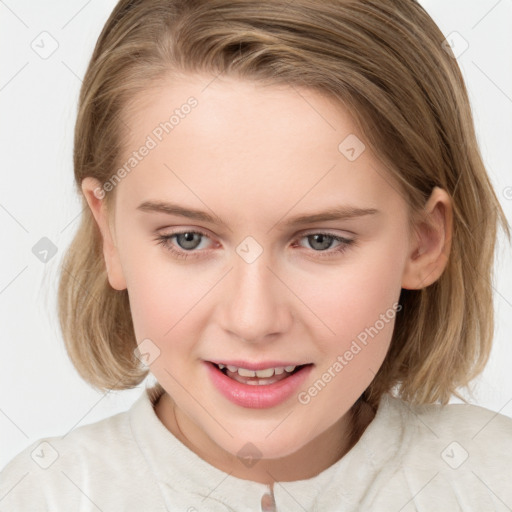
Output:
[{"xmin": 154, "ymin": 229, "xmax": 356, "ymax": 260}]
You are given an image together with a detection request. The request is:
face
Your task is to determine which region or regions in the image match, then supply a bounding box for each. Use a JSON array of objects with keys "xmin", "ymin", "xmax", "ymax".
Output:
[{"xmin": 84, "ymin": 74, "xmax": 440, "ymax": 463}]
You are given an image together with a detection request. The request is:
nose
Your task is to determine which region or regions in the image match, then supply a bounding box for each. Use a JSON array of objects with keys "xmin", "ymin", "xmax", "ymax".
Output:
[{"xmin": 218, "ymin": 251, "xmax": 292, "ymax": 344}]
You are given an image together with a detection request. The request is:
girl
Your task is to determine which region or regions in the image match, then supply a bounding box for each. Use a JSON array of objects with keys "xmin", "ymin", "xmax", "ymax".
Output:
[{"xmin": 1, "ymin": 0, "xmax": 511, "ymax": 510}]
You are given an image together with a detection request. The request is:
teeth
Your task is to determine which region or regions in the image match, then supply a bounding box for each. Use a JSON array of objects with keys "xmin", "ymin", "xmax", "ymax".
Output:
[
  {"xmin": 238, "ymin": 367, "xmax": 257, "ymax": 377},
  {"xmin": 216, "ymin": 363, "xmax": 299, "ymax": 378},
  {"xmin": 254, "ymin": 368, "xmax": 275, "ymax": 378}
]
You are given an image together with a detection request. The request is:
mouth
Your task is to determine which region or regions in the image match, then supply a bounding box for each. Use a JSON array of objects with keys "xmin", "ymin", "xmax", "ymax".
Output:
[
  {"xmin": 209, "ymin": 361, "xmax": 312, "ymax": 386},
  {"xmin": 205, "ymin": 360, "xmax": 314, "ymax": 408}
]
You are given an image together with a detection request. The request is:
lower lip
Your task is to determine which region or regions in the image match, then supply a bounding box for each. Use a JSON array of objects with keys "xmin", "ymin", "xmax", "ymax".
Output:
[{"xmin": 205, "ymin": 362, "xmax": 313, "ymax": 409}]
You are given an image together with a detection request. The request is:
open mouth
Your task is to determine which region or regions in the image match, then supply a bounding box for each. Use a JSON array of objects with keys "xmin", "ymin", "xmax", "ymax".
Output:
[
  {"xmin": 206, "ymin": 361, "xmax": 315, "ymax": 408},
  {"xmin": 210, "ymin": 362, "xmax": 311, "ymax": 386}
]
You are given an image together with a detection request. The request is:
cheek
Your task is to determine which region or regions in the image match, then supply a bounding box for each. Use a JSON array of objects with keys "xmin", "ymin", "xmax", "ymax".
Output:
[
  {"xmin": 121, "ymin": 244, "xmax": 214, "ymax": 358},
  {"xmin": 127, "ymin": 270, "xmax": 196, "ymax": 340},
  {"xmin": 299, "ymin": 241, "xmax": 404, "ymax": 359},
  {"xmin": 126, "ymin": 269, "xmax": 203, "ymax": 382},
  {"xmin": 117, "ymin": 240, "xmax": 181, "ymax": 337}
]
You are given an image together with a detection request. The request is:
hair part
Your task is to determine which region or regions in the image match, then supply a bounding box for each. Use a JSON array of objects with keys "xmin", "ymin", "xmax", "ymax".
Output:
[{"xmin": 59, "ymin": 0, "xmax": 510, "ymax": 407}]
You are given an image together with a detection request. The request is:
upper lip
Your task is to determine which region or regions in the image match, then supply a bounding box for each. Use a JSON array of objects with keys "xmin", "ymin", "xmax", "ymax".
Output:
[{"xmin": 208, "ymin": 360, "xmax": 312, "ymax": 370}]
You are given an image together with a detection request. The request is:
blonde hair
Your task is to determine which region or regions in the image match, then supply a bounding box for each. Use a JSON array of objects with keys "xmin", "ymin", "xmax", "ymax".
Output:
[{"xmin": 58, "ymin": 0, "xmax": 510, "ymax": 407}]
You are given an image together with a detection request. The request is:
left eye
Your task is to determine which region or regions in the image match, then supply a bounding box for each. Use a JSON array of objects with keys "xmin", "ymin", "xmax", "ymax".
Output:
[
  {"xmin": 297, "ymin": 233, "xmax": 348, "ymax": 251},
  {"xmin": 155, "ymin": 230, "xmax": 355, "ymax": 259}
]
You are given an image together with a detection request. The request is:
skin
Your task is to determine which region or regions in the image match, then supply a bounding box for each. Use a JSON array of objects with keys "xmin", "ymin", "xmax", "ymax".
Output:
[{"xmin": 82, "ymin": 73, "xmax": 452, "ymax": 487}]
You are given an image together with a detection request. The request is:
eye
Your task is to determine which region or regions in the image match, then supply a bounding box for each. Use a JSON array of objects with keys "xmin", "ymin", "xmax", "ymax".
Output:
[
  {"xmin": 155, "ymin": 230, "xmax": 211, "ymax": 259},
  {"xmin": 155, "ymin": 230, "xmax": 356, "ymax": 260},
  {"xmin": 293, "ymin": 232, "xmax": 356, "ymax": 258}
]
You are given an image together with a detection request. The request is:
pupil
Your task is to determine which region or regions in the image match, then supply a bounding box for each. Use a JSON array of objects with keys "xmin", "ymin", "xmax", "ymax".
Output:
[
  {"xmin": 178, "ymin": 232, "xmax": 199, "ymax": 250},
  {"xmin": 311, "ymin": 234, "xmax": 331, "ymax": 250}
]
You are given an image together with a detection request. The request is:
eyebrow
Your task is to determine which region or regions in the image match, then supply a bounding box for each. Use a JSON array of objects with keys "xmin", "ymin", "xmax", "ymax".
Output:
[{"xmin": 136, "ymin": 200, "xmax": 380, "ymax": 227}]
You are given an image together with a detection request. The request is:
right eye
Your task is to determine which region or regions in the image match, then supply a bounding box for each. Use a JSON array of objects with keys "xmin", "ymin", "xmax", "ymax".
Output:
[{"xmin": 155, "ymin": 229, "xmax": 212, "ymax": 259}]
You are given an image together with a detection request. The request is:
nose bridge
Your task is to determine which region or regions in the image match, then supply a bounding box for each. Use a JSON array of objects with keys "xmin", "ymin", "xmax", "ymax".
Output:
[{"xmin": 220, "ymin": 244, "xmax": 290, "ymax": 342}]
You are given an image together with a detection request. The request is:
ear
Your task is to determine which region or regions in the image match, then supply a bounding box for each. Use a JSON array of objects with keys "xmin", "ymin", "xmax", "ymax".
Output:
[
  {"xmin": 81, "ymin": 177, "xmax": 127, "ymax": 291},
  {"xmin": 401, "ymin": 186, "xmax": 453, "ymax": 290}
]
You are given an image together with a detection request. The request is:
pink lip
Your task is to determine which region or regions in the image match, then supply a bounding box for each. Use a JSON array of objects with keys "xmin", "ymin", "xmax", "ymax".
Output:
[
  {"xmin": 205, "ymin": 361, "xmax": 313, "ymax": 409},
  {"xmin": 208, "ymin": 360, "xmax": 308, "ymax": 370}
]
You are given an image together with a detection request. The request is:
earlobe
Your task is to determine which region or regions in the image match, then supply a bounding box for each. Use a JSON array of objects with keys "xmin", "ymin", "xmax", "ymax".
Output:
[
  {"xmin": 401, "ymin": 187, "xmax": 453, "ymax": 290},
  {"xmin": 81, "ymin": 177, "xmax": 127, "ymax": 291}
]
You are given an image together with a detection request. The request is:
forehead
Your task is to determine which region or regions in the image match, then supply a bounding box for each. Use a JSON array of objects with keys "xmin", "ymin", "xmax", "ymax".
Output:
[
  {"xmin": 123, "ymin": 73, "xmax": 354, "ymax": 149},
  {"xmin": 116, "ymin": 74, "xmax": 406, "ymax": 222}
]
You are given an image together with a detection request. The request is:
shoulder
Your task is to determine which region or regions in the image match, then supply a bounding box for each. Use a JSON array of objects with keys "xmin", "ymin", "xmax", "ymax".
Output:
[
  {"xmin": 398, "ymin": 397, "xmax": 512, "ymax": 455},
  {"xmin": 374, "ymin": 395, "xmax": 512, "ymax": 509},
  {"xmin": 0, "ymin": 403, "xmax": 156, "ymax": 511},
  {"xmin": 0, "ymin": 405, "xmax": 134, "ymax": 469},
  {"xmin": 388, "ymin": 395, "xmax": 512, "ymax": 462}
]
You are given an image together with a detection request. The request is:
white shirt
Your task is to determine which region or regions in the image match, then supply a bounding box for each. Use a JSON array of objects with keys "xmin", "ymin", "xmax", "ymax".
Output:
[{"xmin": 1, "ymin": 383, "xmax": 511, "ymax": 511}]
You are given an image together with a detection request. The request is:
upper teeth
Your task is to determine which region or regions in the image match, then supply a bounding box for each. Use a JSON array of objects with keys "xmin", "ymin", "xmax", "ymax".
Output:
[{"xmin": 218, "ymin": 364, "xmax": 297, "ymax": 378}]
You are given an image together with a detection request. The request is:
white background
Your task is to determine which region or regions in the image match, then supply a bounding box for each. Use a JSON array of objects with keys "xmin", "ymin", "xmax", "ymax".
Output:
[{"xmin": 1, "ymin": 0, "xmax": 511, "ymax": 470}]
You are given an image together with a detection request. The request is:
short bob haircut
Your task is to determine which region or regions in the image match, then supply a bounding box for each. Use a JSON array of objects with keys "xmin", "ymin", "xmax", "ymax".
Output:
[{"xmin": 58, "ymin": 0, "xmax": 510, "ymax": 409}]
